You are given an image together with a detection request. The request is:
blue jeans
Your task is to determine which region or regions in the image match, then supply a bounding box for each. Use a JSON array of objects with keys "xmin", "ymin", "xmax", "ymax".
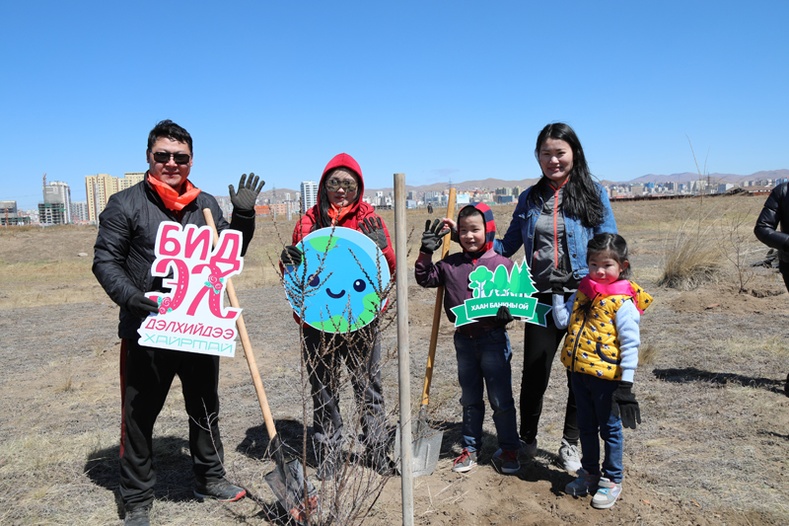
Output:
[
  {"xmin": 571, "ymin": 372, "xmax": 624, "ymax": 483},
  {"xmin": 454, "ymin": 328, "xmax": 519, "ymax": 452}
]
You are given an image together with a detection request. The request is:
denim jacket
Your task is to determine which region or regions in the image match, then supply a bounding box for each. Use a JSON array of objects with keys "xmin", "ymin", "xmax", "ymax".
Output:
[{"xmin": 493, "ymin": 181, "xmax": 617, "ymax": 280}]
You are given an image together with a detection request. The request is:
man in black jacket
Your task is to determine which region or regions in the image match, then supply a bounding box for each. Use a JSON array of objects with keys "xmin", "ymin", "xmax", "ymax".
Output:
[
  {"xmin": 754, "ymin": 181, "xmax": 789, "ymax": 397},
  {"xmin": 93, "ymin": 120, "xmax": 264, "ymax": 525}
]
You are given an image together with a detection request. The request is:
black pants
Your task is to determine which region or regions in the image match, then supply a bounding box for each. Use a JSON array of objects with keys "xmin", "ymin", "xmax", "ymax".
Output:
[
  {"xmin": 302, "ymin": 323, "xmax": 387, "ymax": 450},
  {"xmin": 780, "ymin": 262, "xmax": 789, "ymax": 397},
  {"xmin": 119, "ymin": 339, "xmax": 226, "ymax": 509},
  {"xmin": 780, "ymin": 260, "xmax": 789, "ymax": 292},
  {"xmin": 518, "ymin": 293, "xmax": 579, "ymax": 445}
]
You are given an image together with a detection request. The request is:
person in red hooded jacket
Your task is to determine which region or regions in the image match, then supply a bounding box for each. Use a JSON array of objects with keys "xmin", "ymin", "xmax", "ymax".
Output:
[{"xmin": 280, "ymin": 153, "xmax": 396, "ymax": 480}]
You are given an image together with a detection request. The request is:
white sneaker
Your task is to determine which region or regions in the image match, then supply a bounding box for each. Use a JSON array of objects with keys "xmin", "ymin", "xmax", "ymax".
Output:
[
  {"xmin": 592, "ymin": 477, "xmax": 622, "ymax": 509},
  {"xmin": 557, "ymin": 438, "xmax": 581, "ymax": 474}
]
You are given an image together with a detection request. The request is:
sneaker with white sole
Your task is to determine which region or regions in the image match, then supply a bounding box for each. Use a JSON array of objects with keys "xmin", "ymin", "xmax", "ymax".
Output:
[
  {"xmin": 495, "ymin": 449, "xmax": 520, "ymax": 475},
  {"xmin": 558, "ymin": 438, "xmax": 582, "ymax": 474},
  {"xmin": 452, "ymin": 448, "xmax": 477, "ymax": 473},
  {"xmin": 591, "ymin": 477, "xmax": 622, "ymax": 509},
  {"xmin": 564, "ymin": 468, "xmax": 599, "ymax": 496}
]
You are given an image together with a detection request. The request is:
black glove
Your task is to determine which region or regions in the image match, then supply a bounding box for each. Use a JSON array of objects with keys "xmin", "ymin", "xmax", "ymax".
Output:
[
  {"xmin": 229, "ymin": 173, "xmax": 265, "ymax": 212},
  {"xmin": 495, "ymin": 305, "xmax": 514, "ymax": 327},
  {"xmin": 612, "ymin": 381, "xmax": 641, "ymax": 429},
  {"xmin": 126, "ymin": 293, "xmax": 159, "ymax": 318},
  {"xmin": 420, "ymin": 219, "xmax": 450, "ymax": 254},
  {"xmin": 280, "ymin": 245, "xmax": 303, "ymax": 267},
  {"xmin": 359, "ymin": 217, "xmax": 388, "ymax": 250},
  {"xmin": 549, "ymin": 268, "xmax": 572, "ymax": 294}
]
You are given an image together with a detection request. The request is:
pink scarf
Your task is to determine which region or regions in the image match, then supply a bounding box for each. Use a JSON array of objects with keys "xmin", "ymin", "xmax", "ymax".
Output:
[{"xmin": 578, "ymin": 276, "xmax": 645, "ymax": 313}]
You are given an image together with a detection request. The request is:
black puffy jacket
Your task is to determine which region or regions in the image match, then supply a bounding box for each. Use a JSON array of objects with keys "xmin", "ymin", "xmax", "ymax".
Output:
[
  {"xmin": 754, "ymin": 182, "xmax": 789, "ymax": 263},
  {"xmin": 93, "ymin": 179, "xmax": 255, "ymax": 339}
]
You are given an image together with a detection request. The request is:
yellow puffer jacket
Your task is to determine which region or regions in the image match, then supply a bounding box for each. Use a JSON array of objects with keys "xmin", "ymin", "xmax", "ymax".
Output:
[{"xmin": 560, "ymin": 280, "xmax": 652, "ymax": 380}]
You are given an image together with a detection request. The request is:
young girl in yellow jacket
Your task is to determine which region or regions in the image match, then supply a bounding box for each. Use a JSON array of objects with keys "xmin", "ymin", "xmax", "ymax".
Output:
[{"xmin": 551, "ymin": 233, "xmax": 652, "ymax": 509}]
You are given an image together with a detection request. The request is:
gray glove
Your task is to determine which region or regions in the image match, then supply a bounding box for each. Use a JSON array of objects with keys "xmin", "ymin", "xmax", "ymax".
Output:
[
  {"xmin": 126, "ymin": 293, "xmax": 159, "ymax": 318},
  {"xmin": 420, "ymin": 219, "xmax": 450, "ymax": 254},
  {"xmin": 229, "ymin": 173, "xmax": 265, "ymax": 212},
  {"xmin": 359, "ymin": 217, "xmax": 388, "ymax": 250}
]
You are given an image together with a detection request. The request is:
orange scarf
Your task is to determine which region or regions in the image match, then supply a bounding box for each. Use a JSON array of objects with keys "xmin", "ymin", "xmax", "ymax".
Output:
[
  {"xmin": 327, "ymin": 203, "xmax": 352, "ymax": 225},
  {"xmin": 147, "ymin": 173, "xmax": 201, "ymax": 211}
]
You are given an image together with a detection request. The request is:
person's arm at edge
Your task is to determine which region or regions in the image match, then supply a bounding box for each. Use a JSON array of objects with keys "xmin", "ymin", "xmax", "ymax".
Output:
[{"xmin": 754, "ymin": 184, "xmax": 789, "ymax": 252}]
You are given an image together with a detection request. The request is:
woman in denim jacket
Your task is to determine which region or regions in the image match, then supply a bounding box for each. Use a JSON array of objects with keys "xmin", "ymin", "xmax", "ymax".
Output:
[{"xmin": 494, "ymin": 122, "xmax": 617, "ymax": 472}]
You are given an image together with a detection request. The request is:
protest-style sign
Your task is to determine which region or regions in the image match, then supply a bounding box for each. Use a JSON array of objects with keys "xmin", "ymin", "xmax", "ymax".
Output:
[
  {"xmin": 450, "ymin": 261, "xmax": 551, "ymax": 327},
  {"xmin": 136, "ymin": 221, "xmax": 244, "ymax": 357},
  {"xmin": 283, "ymin": 226, "xmax": 391, "ymax": 333}
]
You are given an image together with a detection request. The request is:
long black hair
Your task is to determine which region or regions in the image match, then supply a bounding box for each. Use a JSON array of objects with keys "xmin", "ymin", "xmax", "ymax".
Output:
[
  {"xmin": 316, "ymin": 183, "xmax": 333, "ymax": 229},
  {"xmin": 530, "ymin": 122, "xmax": 606, "ymax": 227}
]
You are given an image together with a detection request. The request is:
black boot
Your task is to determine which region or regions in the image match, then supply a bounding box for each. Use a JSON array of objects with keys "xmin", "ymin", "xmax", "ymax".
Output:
[{"xmin": 124, "ymin": 504, "xmax": 151, "ymax": 526}]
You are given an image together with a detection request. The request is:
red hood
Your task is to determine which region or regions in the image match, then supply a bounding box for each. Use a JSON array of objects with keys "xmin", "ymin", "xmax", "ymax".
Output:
[
  {"xmin": 319, "ymin": 153, "xmax": 365, "ymax": 212},
  {"xmin": 475, "ymin": 202, "xmax": 496, "ymax": 252}
]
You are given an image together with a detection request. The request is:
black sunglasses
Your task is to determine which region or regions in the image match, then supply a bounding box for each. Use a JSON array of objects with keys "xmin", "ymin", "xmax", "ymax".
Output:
[{"xmin": 152, "ymin": 151, "xmax": 191, "ymax": 165}]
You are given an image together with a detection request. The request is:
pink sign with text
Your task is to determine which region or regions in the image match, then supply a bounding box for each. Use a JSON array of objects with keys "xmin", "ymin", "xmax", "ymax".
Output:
[{"xmin": 137, "ymin": 222, "xmax": 243, "ymax": 357}]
